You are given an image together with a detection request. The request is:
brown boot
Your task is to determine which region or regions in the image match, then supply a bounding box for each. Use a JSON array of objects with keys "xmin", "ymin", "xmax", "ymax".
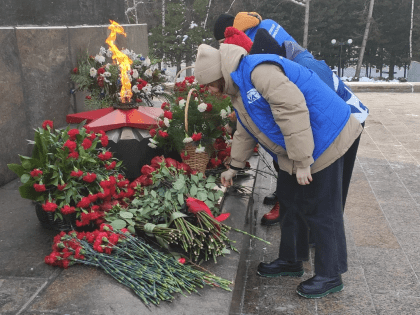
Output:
[{"xmin": 261, "ymin": 201, "xmax": 280, "ymax": 226}]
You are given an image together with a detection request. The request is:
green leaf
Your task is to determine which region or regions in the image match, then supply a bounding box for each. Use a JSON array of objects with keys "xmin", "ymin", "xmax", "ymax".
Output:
[
  {"xmin": 128, "ymin": 225, "xmax": 136, "ymax": 234},
  {"xmin": 173, "ymin": 177, "xmax": 185, "ymax": 190},
  {"xmin": 150, "ymin": 190, "xmax": 157, "ymax": 198},
  {"xmin": 143, "ymin": 223, "xmax": 156, "ymax": 233},
  {"xmin": 18, "ymin": 184, "xmax": 39, "ymax": 200},
  {"xmin": 155, "ymin": 236, "xmax": 169, "ymax": 249},
  {"xmin": 205, "ymin": 182, "xmax": 216, "ymax": 189},
  {"xmin": 191, "ymin": 175, "xmax": 199, "ymax": 184},
  {"xmin": 169, "ymin": 211, "xmax": 187, "ymax": 225},
  {"xmin": 206, "ymin": 175, "xmax": 216, "ymax": 183},
  {"xmin": 7, "ymin": 164, "xmax": 26, "ymax": 177},
  {"xmin": 20, "ymin": 174, "xmax": 30, "ymax": 184},
  {"xmin": 221, "ymin": 248, "xmax": 231, "ymax": 255},
  {"xmin": 205, "ymin": 200, "xmax": 214, "ymax": 209},
  {"xmin": 207, "ymin": 191, "xmax": 215, "ymax": 201},
  {"xmin": 197, "ymin": 191, "xmax": 207, "ymax": 201},
  {"xmin": 110, "ymin": 219, "xmax": 127, "ymax": 230},
  {"xmin": 119, "ymin": 211, "xmax": 134, "ymax": 219},
  {"xmin": 21, "ymin": 159, "xmax": 32, "ymax": 170},
  {"xmin": 190, "ymin": 184, "xmax": 198, "ymax": 197},
  {"xmin": 164, "ymin": 190, "xmax": 172, "ymax": 200},
  {"xmin": 178, "ymin": 193, "xmax": 184, "ymax": 205}
]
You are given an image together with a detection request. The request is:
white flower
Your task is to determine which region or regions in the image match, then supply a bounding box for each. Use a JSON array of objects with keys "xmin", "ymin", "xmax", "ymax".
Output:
[
  {"xmin": 164, "ymin": 117, "xmax": 170, "ymax": 127},
  {"xmin": 220, "ymin": 109, "xmax": 227, "ymax": 119},
  {"xmin": 142, "ymin": 84, "xmax": 152, "ymax": 94},
  {"xmin": 132, "ymin": 85, "xmax": 139, "ymax": 93},
  {"xmin": 198, "ymin": 103, "xmax": 207, "ymax": 112},
  {"xmin": 106, "ymin": 49, "xmax": 113, "ymax": 58},
  {"xmin": 148, "ymin": 143, "xmax": 157, "ymax": 149},
  {"xmin": 183, "ymin": 137, "xmax": 193, "ymax": 143},
  {"xmin": 153, "ymin": 85, "xmax": 164, "ymax": 94},
  {"xmin": 132, "ymin": 69, "xmax": 139, "ymax": 79},
  {"xmin": 95, "ymin": 54, "xmax": 105, "ymax": 64},
  {"xmin": 105, "ymin": 63, "xmax": 111, "ymax": 70},
  {"xmin": 144, "ymin": 69, "xmax": 153, "ymax": 77},
  {"xmin": 103, "ymin": 71, "xmax": 112, "ymax": 77},
  {"xmin": 195, "ymin": 145, "xmax": 206, "ymax": 153},
  {"xmin": 226, "ymin": 106, "xmax": 232, "ymax": 114},
  {"xmin": 99, "ymin": 46, "xmax": 107, "ymax": 55},
  {"xmin": 89, "ymin": 67, "xmax": 97, "ymax": 78},
  {"xmin": 194, "ymin": 97, "xmax": 199, "ymax": 102},
  {"xmin": 143, "ymin": 57, "xmax": 151, "ymax": 67},
  {"xmin": 179, "ymin": 99, "xmax": 186, "ymax": 109},
  {"xmin": 149, "ymin": 138, "xmax": 158, "ymax": 144}
]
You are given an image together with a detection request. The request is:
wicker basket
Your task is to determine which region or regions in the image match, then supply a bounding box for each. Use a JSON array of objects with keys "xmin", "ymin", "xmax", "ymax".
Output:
[
  {"xmin": 181, "ymin": 88, "xmax": 210, "ymax": 174},
  {"xmin": 35, "ymin": 203, "xmax": 76, "ymax": 231}
]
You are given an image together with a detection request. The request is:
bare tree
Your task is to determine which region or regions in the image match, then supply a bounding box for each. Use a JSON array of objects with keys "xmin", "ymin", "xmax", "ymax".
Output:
[
  {"xmin": 303, "ymin": 0, "xmax": 310, "ymax": 48},
  {"xmin": 355, "ymin": 0, "xmax": 375, "ymax": 79},
  {"xmin": 410, "ymin": 0, "xmax": 415, "ymax": 60}
]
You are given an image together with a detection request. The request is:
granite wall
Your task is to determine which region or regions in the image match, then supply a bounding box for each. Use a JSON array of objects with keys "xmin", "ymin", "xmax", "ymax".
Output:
[{"xmin": 0, "ymin": 24, "xmax": 149, "ymax": 186}]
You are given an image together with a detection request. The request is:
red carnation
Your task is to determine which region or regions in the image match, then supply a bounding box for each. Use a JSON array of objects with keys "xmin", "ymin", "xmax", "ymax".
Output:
[
  {"xmin": 77, "ymin": 197, "xmax": 91, "ymax": 208},
  {"xmin": 150, "ymin": 156, "xmax": 165, "ymax": 168},
  {"xmin": 57, "ymin": 183, "xmax": 67, "ymax": 191},
  {"xmin": 165, "ymin": 157, "xmax": 178, "ymax": 168},
  {"xmin": 67, "ymin": 151, "xmax": 79, "ymax": 159},
  {"xmin": 86, "ymin": 95, "xmax": 92, "ymax": 100},
  {"xmin": 88, "ymin": 194, "xmax": 98, "ymax": 202},
  {"xmin": 61, "ymin": 205, "xmax": 76, "ymax": 215},
  {"xmin": 30, "ymin": 169, "xmax": 43, "ymax": 178},
  {"xmin": 34, "ymin": 183, "xmax": 46, "ymax": 192},
  {"xmin": 180, "ymin": 151, "xmax": 190, "ymax": 160},
  {"xmin": 89, "ymin": 133, "xmax": 96, "ymax": 141},
  {"xmin": 100, "ymin": 135, "xmax": 109, "ymax": 147},
  {"xmin": 149, "ymin": 129, "xmax": 156, "ymax": 137},
  {"xmin": 84, "ymin": 125, "xmax": 91, "ymax": 133},
  {"xmin": 98, "ymin": 151, "xmax": 112, "ymax": 161},
  {"xmin": 178, "ymin": 257, "xmax": 186, "ymax": 264},
  {"xmin": 158, "ymin": 130, "xmax": 169, "ymax": 138},
  {"xmin": 141, "ymin": 165, "xmax": 155, "ymax": 176},
  {"xmin": 42, "ymin": 201, "xmax": 58, "ymax": 212},
  {"xmin": 163, "ymin": 111, "xmax": 173, "ymax": 120},
  {"xmin": 97, "ymin": 76, "xmax": 104, "ymax": 87},
  {"xmin": 82, "ymin": 173, "xmax": 97, "ymax": 183},
  {"xmin": 205, "ymin": 103, "xmax": 213, "ymax": 112},
  {"xmin": 158, "ymin": 120, "xmax": 164, "ymax": 128},
  {"xmin": 42, "ymin": 120, "xmax": 53, "ymax": 130},
  {"xmin": 177, "ymin": 162, "xmax": 191, "ymax": 174},
  {"xmin": 161, "ymin": 102, "xmax": 170, "ymax": 110},
  {"xmin": 82, "ymin": 138, "xmax": 92, "ymax": 150},
  {"xmin": 191, "ymin": 132, "xmax": 202, "ymax": 142},
  {"xmin": 70, "ymin": 170, "xmax": 83, "ymax": 177},
  {"xmin": 105, "ymin": 161, "xmax": 116, "ymax": 170},
  {"xmin": 63, "ymin": 140, "xmax": 77, "ymax": 152},
  {"xmin": 72, "ymin": 67, "xmax": 78, "ymax": 74},
  {"xmin": 97, "ymin": 67, "xmax": 105, "ymax": 75},
  {"xmin": 67, "ymin": 129, "xmax": 79, "ymax": 140}
]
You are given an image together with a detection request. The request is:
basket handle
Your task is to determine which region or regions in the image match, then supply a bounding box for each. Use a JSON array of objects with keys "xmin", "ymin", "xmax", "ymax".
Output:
[
  {"xmin": 185, "ymin": 88, "xmax": 198, "ymax": 134},
  {"xmin": 175, "ymin": 66, "xmax": 195, "ymax": 83}
]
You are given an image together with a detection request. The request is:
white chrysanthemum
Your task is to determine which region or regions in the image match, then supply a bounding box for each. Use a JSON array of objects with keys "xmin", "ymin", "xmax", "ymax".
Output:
[
  {"xmin": 226, "ymin": 106, "xmax": 232, "ymax": 114},
  {"xmin": 95, "ymin": 54, "xmax": 105, "ymax": 64},
  {"xmin": 105, "ymin": 63, "xmax": 111, "ymax": 70},
  {"xmin": 89, "ymin": 67, "xmax": 97, "ymax": 77},
  {"xmin": 164, "ymin": 117, "xmax": 170, "ymax": 127},
  {"xmin": 132, "ymin": 69, "xmax": 139, "ymax": 79},
  {"xmin": 99, "ymin": 46, "xmax": 107, "ymax": 55},
  {"xmin": 106, "ymin": 49, "xmax": 113, "ymax": 58},
  {"xmin": 132, "ymin": 85, "xmax": 140, "ymax": 93},
  {"xmin": 179, "ymin": 99, "xmax": 186, "ymax": 109},
  {"xmin": 142, "ymin": 84, "xmax": 152, "ymax": 94},
  {"xmin": 143, "ymin": 57, "xmax": 151, "ymax": 67},
  {"xmin": 197, "ymin": 103, "xmax": 207, "ymax": 112},
  {"xmin": 144, "ymin": 69, "xmax": 153, "ymax": 77},
  {"xmin": 149, "ymin": 138, "xmax": 158, "ymax": 144},
  {"xmin": 194, "ymin": 97, "xmax": 199, "ymax": 102},
  {"xmin": 220, "ymin": 109, "xmax": 227, "ymax": 119},
  {"xmin": 153, "ymin": 85, "xmax": 164, "ymax": 94},
  {"xmin": 195, "ymin": 145, "xmax": 206, "ymax": 153},
  {"xmin": 183, "ymin": 137, "xmax": 193, "ymax": 143},
  {"xmin": 103, "ymin": 71, "xmax": 111, "ymax": 77},
  {"xmin": 148, "ymin": 143, "xmax": 157, "ymax": 149}
]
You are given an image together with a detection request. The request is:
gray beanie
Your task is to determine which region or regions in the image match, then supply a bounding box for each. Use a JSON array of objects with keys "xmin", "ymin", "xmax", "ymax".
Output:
[{"xmin": 194, "ymin": 44, "xmax": 223, "ymax": 85}]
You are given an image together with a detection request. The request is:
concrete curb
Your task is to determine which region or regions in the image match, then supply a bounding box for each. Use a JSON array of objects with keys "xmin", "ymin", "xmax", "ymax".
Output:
[{"xmin": 347, "ymin": 82, "xmax": 420, "ymax": 93}]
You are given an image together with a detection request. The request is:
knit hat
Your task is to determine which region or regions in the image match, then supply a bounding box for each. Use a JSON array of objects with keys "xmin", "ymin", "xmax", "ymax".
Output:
[
  {"xmin": 213, "ymin": 14, "xmax": 235, "ymax": 41},
  {"xmin": 194, "ymin": 44, "xmax": 223, "ymax": 85},
  {"xmin": 223, "ymin": 27, "xmax": 253, "ymax": 53},
  {"xmin": 249, "ymin": 28, "xmax": 286, "ymax": 57},
  {"xmin": 233, "ymin": 12, "xmax": 262, "ymax": 32}
]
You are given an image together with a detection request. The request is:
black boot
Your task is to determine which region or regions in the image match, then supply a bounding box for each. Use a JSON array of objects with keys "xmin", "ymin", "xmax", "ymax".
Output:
[
  {"xmin": 296, "ymin": 274, "xmax": 343, "ymax": 299},
  {"xmin": 263, "ymin": 191, "xmax": 277, "ymax": 205},
  {"xmin": 257, "ymin": 258, "xmax": 304, "ymax": 278}
]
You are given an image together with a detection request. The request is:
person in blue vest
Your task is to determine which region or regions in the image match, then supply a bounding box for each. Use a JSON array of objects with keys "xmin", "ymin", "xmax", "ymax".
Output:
[
  {"xmin": 213, "ymin": 12, "xmax": 369, "ymax": 227},
  {"xmin": 194, "ymin": 43, "xmax": 363, "ymax": 298}
]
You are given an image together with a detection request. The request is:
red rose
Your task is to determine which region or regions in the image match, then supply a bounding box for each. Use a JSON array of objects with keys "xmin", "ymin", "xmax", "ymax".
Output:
[
  {"xmin": 177, "ymin": 162, "xmax": 191, "ymax": 174},
  {"xmin": 117, "ymin": 179, "xmax": 129, "ymax": 188},
  {"xmin": 163, "ymin": 111, "xmax": 173, "ymax": 120},
  {"xmin": 70, "ymin": 170, "xmax": 83, "ymax": 177},
  {"xmin": 149, "ymin": 129, "xmax": 156, "ymax": 137},
  {"xmin": 150, "ymin": 156, "xmax": 165, "ymax": 168},
  {"xmin": 30, "ymin": 169, "xmax": 43, "ymax": 178},
  {"xmin": 82, "ymin": 173, "xmax": 97, "ymax": 183},
  {"xmin": 57, "ymin": 183, "xmax": 67, "ymax": 191},
  {"xmin": 77, "ymin": 197, "xmax": 91, "ymax": 208},
  {"xmin": 73, "ymin": 67, "xmax": 78, "ymax": 74},
  {"xmin": 34, "ymin": 183, "xmax": 46, "ymax": 192},
  {"xmin": 82, "ymin": 138, "xmax": 92, "ymax": 150},
  {"xmin": 141, "ymin": 165, "xmax": 155, "ymax": 176},
  {"xmin": 98, "ymin": 151, "xmax": 112, "ymax": 161},
  {"xmin": 67, "ymin": 151, "xmax": 79, "ymax": 159},
  {"xmin": 180, "ymin": 151, "xmax": 190, "ymax": 161},
  {"xmin": 42, "ymin": 120, "xmax": 53, "ymax": 130},
  {"xmin": 165, "ymin": 158, "xmax": 178, "ymax": 168},
  {"xmin": 42, "ymin": 201, "xmax": 58, "ymax": 212},
  {"xmin": 63, "ymin": 140, "xmax": 77, "ymax": 152},
  {"xmin": 86, "ymin": 95, "xmax": 92, "ymax": 100},
  {"xmin": 105, "ymin": 161, "xmax": 116, "ymax": 170},
  {"xmin": 191, "ymin": 132, "xmax": 202, "ymax": 142},
  {"xmin": 97, "ymin": 67, "xmax": 105, "ymax": 75},
  {"xmin": 97, "ymin": 188, "xmax": 110, "ymax": 199},
  {"xmin": 158, "ymin": 120, "xmax": 164, "ymax": 128},
  {"xmin": 61, "ymin": 205, "xmax": 76, "ymax": 215},
  {"xmin": 205, "ymin": 103, "xmax": 213, "ymax": 112},
  {"xmin": 67, "ymin": 129, "xmax": 79, "ymax": 140},
  {"xmin": 178, "ymin": 257, "xmax": 186, "ymax": 264},
  {"xmin": 161, "ymin": 102, "xmax": 170, "ymax": 110},
  {"xmin": 138, "ymin": 175, "xmax": 153, "ymax": 186},
  {"xmin": 158, "ymin": 130, "xmax": 169, "ymax": 138},
  {"xmin": 100, "ymin": 135, "xmax": 109, "ymax": 147},
  {"xmin": 97, "ymin": 76, "xmax": 105, "ymax": 87}
]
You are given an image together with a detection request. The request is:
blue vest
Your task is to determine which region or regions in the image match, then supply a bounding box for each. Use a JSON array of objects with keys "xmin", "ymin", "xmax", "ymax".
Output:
[
  {"xmin": 230, "ymin": 54, "xmax": 351, "ymax": 162},
  {"xmin": 245, "ymin": 19, "xmax": 296, "ymax": 44}
]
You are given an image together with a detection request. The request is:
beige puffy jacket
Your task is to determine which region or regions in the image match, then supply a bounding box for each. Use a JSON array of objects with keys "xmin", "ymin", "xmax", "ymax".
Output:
[{"xmin": 219, "ymin": 43, "xmax": 363, "ymax": 175}]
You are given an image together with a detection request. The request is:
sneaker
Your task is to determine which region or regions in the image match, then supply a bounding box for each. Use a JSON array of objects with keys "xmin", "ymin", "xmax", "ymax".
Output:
[
  {"xmin": 263, "ymin": 191, "xmax": 277, "ymax": 205},
  {"xmin": 296, "ymin": 274, "xmax": 343, "ymax": 299},
  {"xmin": 257, "ymin": 258, "xmax": 304, "ymax": 277},
  {"xmin": 261, "ymin": 201, "xmax": 281, "ymax": 226}
]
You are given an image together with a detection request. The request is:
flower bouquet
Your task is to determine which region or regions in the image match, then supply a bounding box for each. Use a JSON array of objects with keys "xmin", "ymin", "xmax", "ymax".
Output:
[
  {"xmin": 7, "ymin": 120, "xmax": 135, "ymax": 230},
  {"xmin": 70, "ymin": 47, "xmax": 169, "ymax": 109},
  {"xmin": 148, "ymin": 76, "xmax": 233, "ymax": 174}
]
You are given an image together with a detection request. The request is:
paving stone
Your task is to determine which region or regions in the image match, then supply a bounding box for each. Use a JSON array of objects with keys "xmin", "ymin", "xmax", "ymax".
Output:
[{"xmin": 371, "ymin": 294, "xmax": 420, "ymax": 315}]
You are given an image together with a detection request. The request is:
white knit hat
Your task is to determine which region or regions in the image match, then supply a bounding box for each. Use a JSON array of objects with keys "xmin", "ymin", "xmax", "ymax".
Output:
[{"xmin": 194, "ymin": 44, "xmax": 223, "ymax": 85}]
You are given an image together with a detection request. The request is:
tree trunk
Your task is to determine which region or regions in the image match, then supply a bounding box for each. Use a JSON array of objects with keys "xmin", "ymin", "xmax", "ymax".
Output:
[
  {"xmin": 355, "ymin": 0, "xmax": 375, "ymax": 79},
  {"xmin": 389, "ymin": 53, "xmax": 395, "ymax": 80},
  {"xmin": 303, "ymin": 0, "xmax": 310, "ymax": 48},
  {"xmin": 410, "ymin": 0, "xmax": 414, "ymax": 60}
]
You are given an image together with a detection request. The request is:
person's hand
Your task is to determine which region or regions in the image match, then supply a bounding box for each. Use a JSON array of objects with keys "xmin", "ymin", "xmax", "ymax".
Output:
[
  {"xmin": 296, "ymin": 166, "xmax": 312, "ymax": 185},
  {"xmin": 221, "ymin": 168, "xmax": 237, "ymax": 187}
]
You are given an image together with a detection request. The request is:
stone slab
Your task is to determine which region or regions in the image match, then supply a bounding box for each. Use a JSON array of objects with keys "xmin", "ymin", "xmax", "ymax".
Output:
[{"xmin": 407, "ymin": 61, "xmax": 420, "ymax": 82}]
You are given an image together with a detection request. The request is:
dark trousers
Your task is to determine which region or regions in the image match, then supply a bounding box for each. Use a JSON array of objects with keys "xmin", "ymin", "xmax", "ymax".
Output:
[{"xmin": 277, "ymin": 154, "xmax": 348, "ymax": 277}]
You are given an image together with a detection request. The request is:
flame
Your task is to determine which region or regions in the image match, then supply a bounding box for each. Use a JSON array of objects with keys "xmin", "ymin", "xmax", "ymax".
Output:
[{"xmin": 106, "ymin": 20, "xmax": 133, "ymax": 103}]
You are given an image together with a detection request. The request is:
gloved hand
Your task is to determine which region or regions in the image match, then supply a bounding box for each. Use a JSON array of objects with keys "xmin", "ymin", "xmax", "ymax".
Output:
[{"xmin": 221, "ymin": 168, "xmax": 237, "ymax": 187}]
